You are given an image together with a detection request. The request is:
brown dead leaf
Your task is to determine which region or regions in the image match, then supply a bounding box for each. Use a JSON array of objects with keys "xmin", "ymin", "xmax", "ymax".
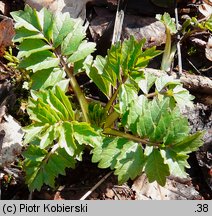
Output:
[
  {"xmin": 198, "ymin": 1, "xmax": 212, "ymax": 17},
  {"xmin": 26, "ymin": 0, "xmax": 90, "ymax": 20},
  {"xmin": 203, "ymin": 0, "xmax": 212, "ymax": 6},
  {"xmin": 205, "ymin": 36, "xmax": 212, "ymax": 61},
  {"xmin": 132, "ymin": 174, "xmax": 200, "ymax": 200},
  {"xmin": 0, "ymin": 19, "xmax": 15, "ymax": 57}
]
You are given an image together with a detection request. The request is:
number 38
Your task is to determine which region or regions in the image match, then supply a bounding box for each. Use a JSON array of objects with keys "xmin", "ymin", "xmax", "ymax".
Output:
[{"xmin": 196, "ymin": 204, "xmax": 208, "ymax": 212}]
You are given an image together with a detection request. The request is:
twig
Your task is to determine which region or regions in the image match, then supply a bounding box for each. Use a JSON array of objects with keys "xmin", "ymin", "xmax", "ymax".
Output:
[
  {"xmin": 79, "ymin": 171, "xmax": 113, "ymax": 200},
  {"xmin": 175, "ymin": 1, "xmax": 183, "ymax": 76},
  {"xmin": 111, "ymin": 188, "xmax": 121, "ymax": 200},
  {"xmin": 114, "ymin": 185, "xmax": 129, "ymax": 189},
  {"xmin": 111, "ymin": 0, "xmax": 126, "ymax": 45},
  {"xmin": 186, "ymin": 58, "xmax": 201, "ymax": 75}
]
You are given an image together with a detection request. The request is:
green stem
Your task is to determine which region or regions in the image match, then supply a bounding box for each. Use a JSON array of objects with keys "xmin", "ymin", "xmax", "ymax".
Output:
[
  {"xmin": 60, "ymin": 57, "xmax": 90, "ymax": 123},
  {"xmin": 161, "ymin": 28, "xmax": 171, "ymax": 72},
  {"xmin": 104, "ymin": 111, "xmax": 120, "ymax": 129},
  {"xmin": 105, "ymin": 75, "xmax": 128, "ymax": 113},
  {"xmin": 146, "ymin": 92, "xmax": 157, "ymax": 98},
  {"xmin": 103, "ymin": 128, "xmax": 150, "ymax": 145},
  {"xmin": 105, "ymin": 85, "xmax": 120, "ymax": 113},
  {"xmin": 43, "ymin": 144, "xmax": 59, "ymax": 163}
]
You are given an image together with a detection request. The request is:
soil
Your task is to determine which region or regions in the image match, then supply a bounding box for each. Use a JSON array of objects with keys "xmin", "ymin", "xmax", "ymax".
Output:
[{"xmin": 0, "ymin": 0, "xmax": 211, "ymax": 200}]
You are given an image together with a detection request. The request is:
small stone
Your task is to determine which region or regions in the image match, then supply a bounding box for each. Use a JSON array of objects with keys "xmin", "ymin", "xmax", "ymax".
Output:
[{"xmin": 105, "ymin": 188, "xmax": 114, "ymax": 199}]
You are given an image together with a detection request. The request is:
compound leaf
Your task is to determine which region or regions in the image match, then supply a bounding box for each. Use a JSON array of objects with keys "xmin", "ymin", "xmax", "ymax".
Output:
[
  {"xmin": 161, "ymin": 149, "xmax": 189, "ymax": 178},
  {"xmin": 39, "ymin": 7, "xmax": 54, "ymax": 41},
  {"xmin": 119, "ymin": 83, "xmax": 138, "ymax": 114},
  {"xmin": 23, "ymin": 145, "xmax": 76, "ymax": 191},
  {"xmin": 145, "ymin": 149, "xmax": 170, "ymax": 186},
  {"xmin": 114, "ymin": 141, "xmax": 145, "ymax": 184},
  {"xmin": 85, "ymin": 55, "xmax": 111, "ymax": 97},
  {"xmin": 54, "ymin": 85, "xmax": 75, "ymax": 121},
  {"xmin": 19, "ymin": 50, "xmax": 59, "ymax": 72},
  {"xmin": 53, "ymin": 13, "xmax": 76, "ymax": 48},
  {"xmin": 11, "ymin": 5, "xmax": 41, "ymax": 32},
  {"xmin": 72, "ymin": 121, "xmax": 102, "ymax": 147},
  {"xmin": 92, "ymin": 137, "xmax": 145, "ymax": 184},
  {"xmin": 171, "ymin": 131, "xmax": 204, "ymax": 154},
  {"xmin": 17, "ymin": 39, "xmax": 52, "ymax": 58},
  {"xmin": 24, "ymin": 87, "xmax": 76, "ymax": 152},
  {"xmin": 67, "ymin": 41, "xmax": 96, "ymax": 63},
  {"xmin": 61, "ymin": 19, "xmax": 86, "ymax": 55},
  {"xmin": 31, "ymin": 68, "xmax": 65, "ymax": 90},
  {"xmin": 57, "ymin": 121, "xmax": 78, "ymax": 157}
]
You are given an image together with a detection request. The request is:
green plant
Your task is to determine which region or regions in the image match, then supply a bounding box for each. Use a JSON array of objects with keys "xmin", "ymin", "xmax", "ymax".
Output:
[
  {"xmin": 11, "ymin": 6, "xmax": 204, "ymax": 191},
  {"xmin": 156, "ymin": 12, "xmax": 177, "ymax": 72},
  {"xmin": 182, "ymin": 15, "xmax": 212, "ymax": 35}
]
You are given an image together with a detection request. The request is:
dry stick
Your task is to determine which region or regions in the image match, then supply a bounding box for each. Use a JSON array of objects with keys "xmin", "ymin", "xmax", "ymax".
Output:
[
  {"xmin": 111, "ymin": 0, "xmax": 125, "ymax": 45},
  {"xmin": 186, "ymin": 58, "xmax": 201, "ymax": 75},
  {"xmin": 79, "ymin": 171, "xmax": 113, "ymax": 200},
  {"xmin": 175, "ymin": 1, "xmax": 183, "ymax": 76},
  {"xmin": 109, "ymin": 0, "xmax": 126, "ymax": 124},
  {"xmin": 111, "ymin": 188, "xmax": 121, "ymax": 200}
]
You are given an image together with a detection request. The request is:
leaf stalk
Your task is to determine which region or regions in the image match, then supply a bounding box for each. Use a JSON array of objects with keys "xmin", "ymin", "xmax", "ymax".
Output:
[{"xmin": 60, "ymin": 57, "xmax": 90, "ymax": 123}]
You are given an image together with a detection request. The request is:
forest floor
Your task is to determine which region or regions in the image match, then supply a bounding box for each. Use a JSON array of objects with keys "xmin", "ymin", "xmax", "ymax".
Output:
[{"xmin": 0, "ymin": 0, "xmax": 211, "ymax": 200}]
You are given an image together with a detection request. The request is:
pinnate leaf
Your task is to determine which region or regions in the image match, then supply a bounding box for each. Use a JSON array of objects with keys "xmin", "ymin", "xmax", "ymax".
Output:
[
  {"xmin": 101, "ymin": 36, "xmax": 161, "ymax": 86},
  {"xmin": 53, "ymin": 12, "xmax": 76, "ymax": 48},
  {"xmin": 114, "ymin": 141, "xmax": 145, "ymax": 184},
  {"xmin": 72, "ymin": 121, "xmax": 103, "ymax": 147},
  {"xmin": 119, "ymin": 83, "xmax": 138, "ymax": 114},
  {"xmin": 25, "ymin": 86, "xmax": 102, "ymax": 159},
  {"xmin": 61, "ymin": 19, "xmax": 86, "ymax": 55},
  {"xmin": 145, "ymin": 149, "xmax": 170, "ymax": 186},
  {"xmin": 171, "ymin": 131, "xmax": 204, "ymax": 154},
  {"xmin": 17, "ymin": 39, "xmax": 52, "ymax": 58},
  {"xmin": 92, "ymin": 138, "xmax": 145, "ymax": 184},
  {"xmin": 24, "ymin": 86, "xmax": 75, "ymax": 149},
  {"xmin": 23, "ymin": 145, "xmax": 76, "ymax": 191},
  {"xmin": 11, "ymin": 5, "xmax": 41, "ymax": 32},
  {"xmin": 31, "ymin": 68, "xmax": 65, "ymax": 90},
  {"xmin": 67, "ymin": 41, "xmax": 96, "ymax": 63},
  {"xmin": 18, "ymin": 50, "xmax": 59, "ymax": 72},
  {"xmin": 57, "ymin": 121, "xmax": 80, "ymax": 158},
  {"xmin": 85, "ymin": 55, "xmax": 111, "ymax": 97},
  {"xmin": 161, "ymin": 149, "xmax": 189, "ymax": 178}
]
